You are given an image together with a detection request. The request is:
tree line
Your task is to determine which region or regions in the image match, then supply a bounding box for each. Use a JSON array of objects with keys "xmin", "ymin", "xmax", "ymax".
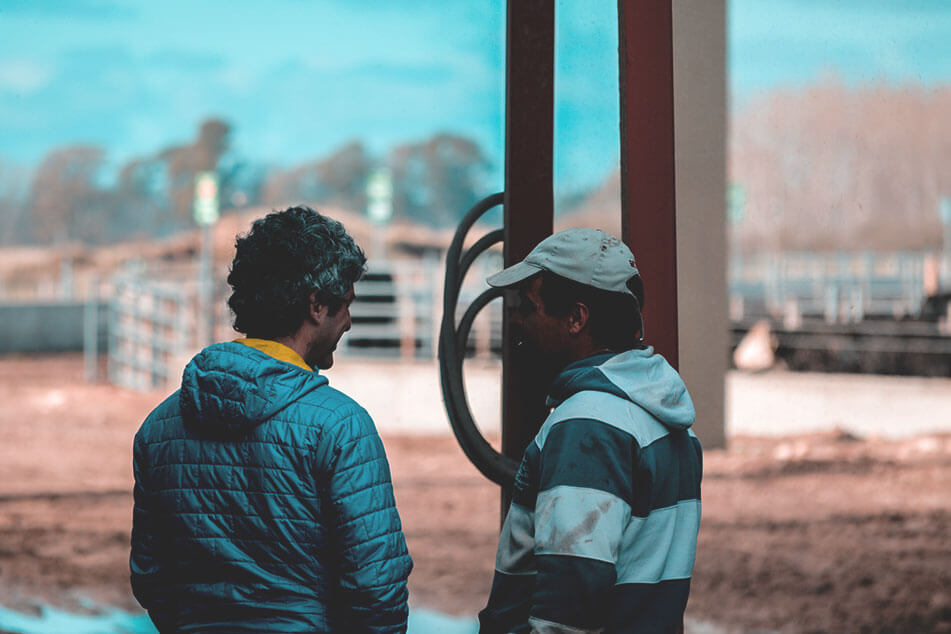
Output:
[
  {"xmin": 0, "ymin": 119, "xmax": 490, "ymax": 246},
  {"xmin": 4, "ymin": 80, "xmax": 948, "ymax": 252},
  {"xmin": 730, "ymin": 79, "xmax": 951, "ymax": 252}
]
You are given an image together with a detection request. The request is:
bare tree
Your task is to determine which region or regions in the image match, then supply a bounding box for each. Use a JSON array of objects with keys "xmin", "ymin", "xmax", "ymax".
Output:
[
  {"xmin": 259, "ymin": 140, "xmax": 370, "ymax": 211},
  {"xmin": 159, "ymin": 118, "xmax": 231, "ymax": 225},
  {"xmin": 730, "ymin": 79, "xmax": 951, "ymax": 252},
  {"xmin": 0, "ymin": 160, "xmax": 31, "ymax": 245},
  {"xmin": 28, "ymin": 145, "xmax": 107, "ymax": 244},
  {"xmin": 388, "ymin": 133, "xmax": 489, "ymax": 227},
  {"xmin": 112, "ymin": 157, "xmax": 171, "ymax": 239}
]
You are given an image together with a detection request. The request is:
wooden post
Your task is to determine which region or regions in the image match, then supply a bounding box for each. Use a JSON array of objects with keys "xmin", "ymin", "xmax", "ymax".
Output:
[
  {"xmin": 501, "ymin": 0, "xmax": 555, "ymax": 514},
  {"xmin": 618, "ymin": 0, "xmax": 679, "ymax": 368}
]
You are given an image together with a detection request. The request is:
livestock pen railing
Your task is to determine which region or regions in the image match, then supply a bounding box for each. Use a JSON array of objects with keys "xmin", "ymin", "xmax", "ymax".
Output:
[
  {"xmin": 729, "ymin": 250, "xmax": 935, "ymax": 326},
  {"xmin": 108, "ymin": 272, "xmax": 195, "ymax": 390},
  {"xmin": 101, "ymin": 257, "xmax": 501, "ymax": 391}
]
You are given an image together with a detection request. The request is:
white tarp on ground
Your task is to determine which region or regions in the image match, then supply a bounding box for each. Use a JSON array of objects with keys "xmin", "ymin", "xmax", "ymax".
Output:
[{"xmin": 726, "ymin": 370, "xmax": 951, "ymax": 438}]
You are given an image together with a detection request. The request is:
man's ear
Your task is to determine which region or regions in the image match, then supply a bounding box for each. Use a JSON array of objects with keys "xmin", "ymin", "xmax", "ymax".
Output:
[
  {"xmin": 567, "ymin": 301, "xmax": 590, "ymax": 336},
  {"xmin": 307, "ymin": 292, "xmax": 328, "ymax": 325}
]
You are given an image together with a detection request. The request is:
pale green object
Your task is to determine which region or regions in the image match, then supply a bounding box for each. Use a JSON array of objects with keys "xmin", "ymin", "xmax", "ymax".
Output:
[
  {"xmin": 193, "ymin": 171, "xmax": 220, "ymax": 226},
  {"xmin": 367, "ymin": 166, "xmax": 394, "ymax": 224},
  {"xmin": 728, "ymin": 183, "xmax": 746, "ymax": 225},
  {"xmin": 939, "ymin": 197, "xmax": 951, "ymax": 225}
]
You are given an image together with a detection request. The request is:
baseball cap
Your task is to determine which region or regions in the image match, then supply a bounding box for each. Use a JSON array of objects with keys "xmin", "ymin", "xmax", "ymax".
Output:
[{"xmin": 486, "ymin": 228, "xmax": 639, "ymax": 296}]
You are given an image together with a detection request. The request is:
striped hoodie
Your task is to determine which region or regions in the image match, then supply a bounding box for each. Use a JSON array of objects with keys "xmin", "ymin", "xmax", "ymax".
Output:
[{"xmin": 479, "ymin": 348, "xmax": 702, "ymax": 634}]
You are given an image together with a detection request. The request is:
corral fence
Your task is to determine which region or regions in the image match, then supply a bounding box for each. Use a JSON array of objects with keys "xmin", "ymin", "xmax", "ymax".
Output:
[
  {"xmin": 729, "ymin": 250, "xmax": 937, "ymax": 326},
  {"xmin": 106, "ymin": 269, "xmax": 197, "ymax": 390},
  {"xmin": 95, "ymin": 256, "xmax": 501, "ymax": 391}
]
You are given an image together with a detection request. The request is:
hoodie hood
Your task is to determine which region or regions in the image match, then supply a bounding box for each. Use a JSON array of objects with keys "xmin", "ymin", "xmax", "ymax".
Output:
[
  {"xmin": 547, "ymin": 347, "xmax": 695, "ymax": 430},
  {"xmin": 179, "ymin": 341, "xmax": 328, "ymax": 438}
]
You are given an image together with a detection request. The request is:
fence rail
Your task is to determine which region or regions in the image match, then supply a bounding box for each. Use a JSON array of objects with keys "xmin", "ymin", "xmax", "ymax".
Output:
[
  {"xmin": 102, "ymin": 256, "xmax": 501, "ymax": 391},
  {"xmin": 729, "ymin": 250, "xmax": 935, "ymax": 325},
  {"xmin": 108, "ymin": 274, "xmax": 194, "ymax": 390}
]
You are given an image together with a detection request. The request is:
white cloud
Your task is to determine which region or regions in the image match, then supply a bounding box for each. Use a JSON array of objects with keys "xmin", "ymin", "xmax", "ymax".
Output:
[
  {"xmin": 0, "ymin": 60, "xmax": 53, "ymax": 93},
  {"xmin": 217, "ymin": 65, "xmax": 255, "ymax": 93}
]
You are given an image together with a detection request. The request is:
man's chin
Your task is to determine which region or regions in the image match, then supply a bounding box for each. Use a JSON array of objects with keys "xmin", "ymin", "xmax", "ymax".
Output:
[
  {"xmin": 513, "ymin": 337, "xmax": 564, "ymax": 375},
  {"xmin": 316, "ymin": 354, "xmax": 334, "ymax": 370},
  {"xmin": 512, "ymin": 335, "xmax": 543, "ymax": 362}
]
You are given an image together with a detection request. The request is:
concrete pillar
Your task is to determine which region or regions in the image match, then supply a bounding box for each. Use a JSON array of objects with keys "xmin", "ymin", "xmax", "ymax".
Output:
[{"xmin": 673, "ymin": 0, "xmax": 728, "ymax": 449}]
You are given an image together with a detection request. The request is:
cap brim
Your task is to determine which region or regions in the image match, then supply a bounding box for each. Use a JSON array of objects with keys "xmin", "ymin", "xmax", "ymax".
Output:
[{"xmin": 486, "ymin": 261, "xmax": 544, "ymax": 288}]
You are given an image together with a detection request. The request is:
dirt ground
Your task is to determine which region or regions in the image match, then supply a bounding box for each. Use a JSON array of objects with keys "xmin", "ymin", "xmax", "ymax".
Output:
[{"xmin": 0, "ymin": 355, "xmax": 949, "ymax": 633}]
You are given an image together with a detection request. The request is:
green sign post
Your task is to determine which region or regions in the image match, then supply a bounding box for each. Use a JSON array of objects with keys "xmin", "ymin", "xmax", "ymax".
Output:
[
  {"xmin": 728, "ymin": 183, "xmax": 746, "ymax": 225},
  {"xmin": 193, "ymin": 171, "xmax": 220, "ymax": 226},
  {"xmin": 727, "ymin": 183, "xmax": 747, "ymax": 275},
  {"xmin": 366, "ymin": 167, "xmax": 393, "ymax": 224},
  {"xmin": 366, "ymin": 167, "xmax": 393, "ymax": 259},
  {"xmin": 194, "ymin": 171, "xmax": 219, "ymax": 346}
]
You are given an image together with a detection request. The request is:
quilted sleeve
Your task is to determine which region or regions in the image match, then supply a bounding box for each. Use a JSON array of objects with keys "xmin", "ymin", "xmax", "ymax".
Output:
[
  {"xmin": 326, "ymin": 408, "xmax": 413, "ymax": 633},
  {"xmin": 129, "ymin": 429, "xmax": 165, "ymax": 612}
]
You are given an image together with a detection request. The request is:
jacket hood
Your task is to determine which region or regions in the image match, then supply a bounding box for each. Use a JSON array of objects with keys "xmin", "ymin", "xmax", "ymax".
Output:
[
  {"xmin": 179, "ymin": 341, "xmax": 328, "ymax": 438},
  {"xmin": 547, "ymin": 347, "xmax": 695, "ymax": 430}
]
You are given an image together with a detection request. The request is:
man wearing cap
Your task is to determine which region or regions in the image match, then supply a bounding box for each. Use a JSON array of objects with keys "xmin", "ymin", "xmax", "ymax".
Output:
[{"xmin": 478, "ymin": 228, "xmax": 702, "ymax": 634}]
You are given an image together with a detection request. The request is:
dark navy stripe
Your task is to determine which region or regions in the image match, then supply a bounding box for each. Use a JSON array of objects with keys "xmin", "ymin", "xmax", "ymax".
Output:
[
  {"xmin": 632, "ymin": 430, "xmax": 702, "ymax": 518},
  {"xmin": 533, "ymin": 554, "xmax": 616, "ymax": 629},
  {"xmin": 538, "ymin": 418, "xmax": 635, "ymax": 506},
  {"xmin": 547, "ymin": 356, "xmax": 624, "ymax": 405},
  {"xmin": 510, "ymin": 443, "xmax": 540, "ymax": 510},
  {"xmin": 537, "ymin": 418, "xmax": 702, "ymax": 518},
  {"xmin": 607, "ymin": 578, "xmax": 691, "ymax": 634},
  {"xmin": 479, "ymin": 572, "xmax": 534, "ymax": 634}
]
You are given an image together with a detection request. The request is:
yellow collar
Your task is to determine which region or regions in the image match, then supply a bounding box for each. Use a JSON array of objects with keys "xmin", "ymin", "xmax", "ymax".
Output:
[{"xmin": 235, "ymin": 338, "xmax": 313, "ymax": 371}]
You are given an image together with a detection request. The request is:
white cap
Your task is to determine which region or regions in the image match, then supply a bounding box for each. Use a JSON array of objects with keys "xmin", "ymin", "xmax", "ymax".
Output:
[{"xmin": 486, "ymin": 228, "xmax": 639, "ymax": 296}]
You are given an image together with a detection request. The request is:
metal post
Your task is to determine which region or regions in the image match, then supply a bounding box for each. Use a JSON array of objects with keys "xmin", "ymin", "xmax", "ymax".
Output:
[
  {"xmin": 83, "ymin": 275, "xmax": 99, "ymax": 382},
  {"xmin": 197, "ymin": 223, "xmax": 214, "ymax": 348},
  {"xmin": 194, "ymin": 171, "xmax": 220, "ymax": 349},
  {"xmin": 501, "ymin": 0, "xmax": 555, "ymax": 514},
  {"xmin": 941, "ymin": 197, "xmax": 951, "ymax": 286},
  {"xmin": 108, "ymin": 279, "xmax": 119, "ymax": 386},
  {"xmin": 618, "ymin": 0, "xmax": 679, "ymax": 368},
  {"xmin": 60, "ymin": 257, "xmax": 75, "ymax": 300}
]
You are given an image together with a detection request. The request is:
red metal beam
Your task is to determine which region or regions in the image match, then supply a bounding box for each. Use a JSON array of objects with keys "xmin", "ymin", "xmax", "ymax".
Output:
[
  {"xmin": 618, "ymin": 0, "xmax": 679, "ymax": 368},
  {"xmin": 501, "ymin": 0, "xmax": 554, "ymax": 508}
]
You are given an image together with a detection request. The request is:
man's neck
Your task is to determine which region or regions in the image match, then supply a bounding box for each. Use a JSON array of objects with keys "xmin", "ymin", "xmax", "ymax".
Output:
[
  {"xmin": 271, "ymin": 330, "xmax": 312, "ymax": 368},
  {"xmin": 567, "ymin": 337, "xmax": 613, "ymax": 366}
]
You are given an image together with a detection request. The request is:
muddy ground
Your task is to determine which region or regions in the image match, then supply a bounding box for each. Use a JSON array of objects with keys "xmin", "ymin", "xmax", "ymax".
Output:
[{"xmin": 0, "ymin": 355, "xmax": 949, "ymax": 633}]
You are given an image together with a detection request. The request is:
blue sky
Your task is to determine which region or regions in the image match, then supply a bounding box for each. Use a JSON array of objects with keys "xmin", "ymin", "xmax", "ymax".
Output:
[
  {"xmin": 1, "ymin": 0, "xmax": 949, "ymax": 194},
  {"xmin": 730, "ymin": 0, "xmax": 951, "ymax": 99}
]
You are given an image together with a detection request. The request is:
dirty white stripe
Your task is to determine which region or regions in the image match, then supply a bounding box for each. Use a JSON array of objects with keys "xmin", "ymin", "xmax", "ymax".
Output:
[
  {"xmin": 615, "ymin": 499, "xmax": 701, "ymax": 584},
  {"xmin": 528, "ymin": 616, "xmax": 604, "ymax": 633},
  {"xmin": 495, "ymin": 502, "xmax": 536, "ymax": 575},
  {"xmin": 534, "ymin": 486, "xmax": 630, "ymax": 563}
]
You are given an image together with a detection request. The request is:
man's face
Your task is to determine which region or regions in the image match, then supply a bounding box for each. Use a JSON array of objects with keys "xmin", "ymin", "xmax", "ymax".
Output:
[
  {"xmin": 311, "ymin": 287, "xmax": 355, "ymax": 370},
  {"xmin": 509, "ymin": 276, "xmax": 571, "ymax": 369}
]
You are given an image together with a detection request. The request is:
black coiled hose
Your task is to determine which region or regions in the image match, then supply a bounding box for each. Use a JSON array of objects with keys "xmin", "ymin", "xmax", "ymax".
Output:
[{"xmin": 438, "ymin": 192, "xmax": 519, "ymax": 486}]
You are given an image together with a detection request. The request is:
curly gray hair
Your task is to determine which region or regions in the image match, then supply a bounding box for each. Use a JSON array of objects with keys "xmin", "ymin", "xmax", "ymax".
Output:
[{"xmin": 227, "ymin": 206, "xmax": 367, "ymax": 338}]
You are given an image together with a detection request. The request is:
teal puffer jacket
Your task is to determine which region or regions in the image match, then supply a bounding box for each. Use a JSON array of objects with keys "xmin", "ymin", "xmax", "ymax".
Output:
[{"xmin": 131, "ymin": 342, "xmax": 413, "ymax": 633}]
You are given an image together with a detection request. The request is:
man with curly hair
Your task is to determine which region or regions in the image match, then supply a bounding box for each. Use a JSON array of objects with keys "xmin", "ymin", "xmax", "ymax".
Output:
[{"xmin": 130, "ymin": 206, "xmax": 412, "ymax": 633}]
